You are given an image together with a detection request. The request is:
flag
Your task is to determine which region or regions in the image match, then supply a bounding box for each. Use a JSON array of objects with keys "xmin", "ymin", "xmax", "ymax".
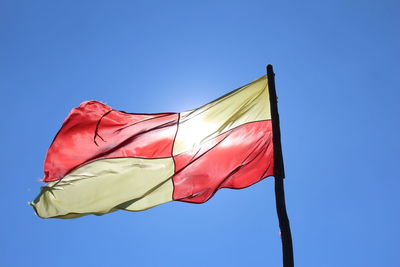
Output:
[{"xmin": 31, "ymin": 75, "xmax": 275, "ymax": 219}]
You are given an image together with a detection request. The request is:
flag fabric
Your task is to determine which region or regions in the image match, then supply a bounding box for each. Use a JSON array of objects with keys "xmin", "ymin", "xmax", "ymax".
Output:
[{"xmin": 31, "ymin": 75, "xmax": 275, "ymax": 219}]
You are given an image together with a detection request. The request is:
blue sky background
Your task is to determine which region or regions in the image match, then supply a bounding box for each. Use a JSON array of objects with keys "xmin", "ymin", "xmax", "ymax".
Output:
[{"xmin": 1, "ymin": 1, "xmax": 399, "ymax": 266}]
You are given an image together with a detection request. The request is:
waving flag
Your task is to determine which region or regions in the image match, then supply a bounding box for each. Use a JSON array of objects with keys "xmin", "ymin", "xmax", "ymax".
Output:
[{"xmin": 31, "ymin": 75, "xmax": 275, "ymax": 219}]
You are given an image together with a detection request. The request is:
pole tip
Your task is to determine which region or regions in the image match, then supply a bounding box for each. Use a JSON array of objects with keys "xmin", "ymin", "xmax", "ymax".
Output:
[{"xmin": 266, "ymin": 64, "xmax": 274, "ymax": 74}]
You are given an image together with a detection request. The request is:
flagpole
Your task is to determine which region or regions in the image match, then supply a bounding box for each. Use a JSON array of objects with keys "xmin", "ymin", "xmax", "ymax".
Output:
[{"xmin": 267, "ymin": 64, "xmax": 294, "ymax": 267}]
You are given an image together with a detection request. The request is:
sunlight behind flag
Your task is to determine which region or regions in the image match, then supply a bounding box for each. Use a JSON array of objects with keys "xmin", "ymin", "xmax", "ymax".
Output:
[{"xmin": 31, "ymin": 75, "xmax": 275, "ymax": 219}]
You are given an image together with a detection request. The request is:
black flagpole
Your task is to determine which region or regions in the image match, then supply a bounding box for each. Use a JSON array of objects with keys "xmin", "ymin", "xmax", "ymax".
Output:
[{"xmin": 267, "ymin": 64, "xmax": 294, "ymax": 267}]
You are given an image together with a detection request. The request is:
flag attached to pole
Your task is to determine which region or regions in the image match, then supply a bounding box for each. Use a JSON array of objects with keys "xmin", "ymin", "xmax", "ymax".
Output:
[{"xmin": 31, "ymin": 75, "xmax": 275, "ymax": 219}]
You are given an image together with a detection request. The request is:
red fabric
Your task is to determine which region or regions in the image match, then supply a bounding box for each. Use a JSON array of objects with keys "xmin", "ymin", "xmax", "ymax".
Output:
[
  {"xmin": 172, "ymin": 120, "xmax": 274, "ymax": 203},
  {"xmin": 43, "ymin": 101, "xmax": 178, "ymax": 182}
]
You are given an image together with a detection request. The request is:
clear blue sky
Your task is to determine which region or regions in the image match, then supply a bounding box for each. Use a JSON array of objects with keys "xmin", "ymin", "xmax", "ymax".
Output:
[{"xmin": 1, "ymin": 1, "xmax": 399, "ymax": 266}]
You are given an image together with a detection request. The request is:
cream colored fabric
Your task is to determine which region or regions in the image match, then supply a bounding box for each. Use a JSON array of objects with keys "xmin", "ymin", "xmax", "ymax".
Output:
[
  {"xmin": 31, "ymin": 157, "xmax": 174, "ymax": 219},
  {"xmin": 173, "ymin": 76, "xmax": 270, "ymax": 155}
]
